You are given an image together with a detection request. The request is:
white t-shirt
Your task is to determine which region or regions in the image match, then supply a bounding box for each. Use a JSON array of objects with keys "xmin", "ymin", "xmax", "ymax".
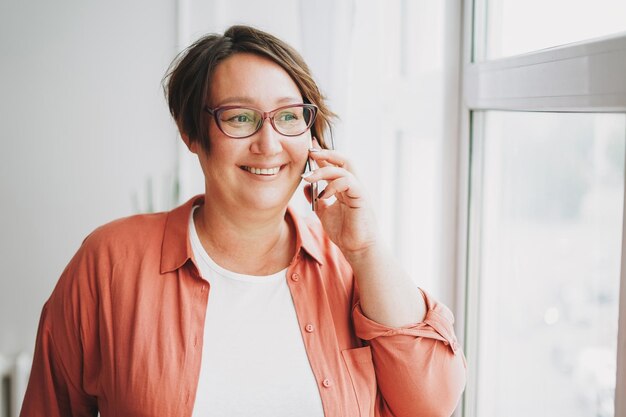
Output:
[{"xmin": 189, "ymin": 207, "xmax": 325, "ymax": 417}]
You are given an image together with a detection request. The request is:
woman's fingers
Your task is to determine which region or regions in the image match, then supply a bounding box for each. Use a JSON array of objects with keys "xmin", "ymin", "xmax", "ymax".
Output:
[
  {"xmin": 308, "ymin": 148, "xmax": 353, "ymax": 172},
  {"xmin": 302, "ymin": 172, "xmax": 364, "ymax": 207},
  {"xmin": 304, "ymin": 138, "xmax": 365, "ymax": 208},
  {"xmin": 301, "ymin": 166, "xmax": 352, "ymax": 183},
  {"xmin": 318, "ymin": 177, "xmax": 365, "ymax": 208}
]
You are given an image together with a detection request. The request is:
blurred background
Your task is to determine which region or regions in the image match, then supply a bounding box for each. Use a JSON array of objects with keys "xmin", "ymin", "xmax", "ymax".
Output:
[{"xmin": 1, "ymin": 1, "xmax": 626, "ymax": 417}]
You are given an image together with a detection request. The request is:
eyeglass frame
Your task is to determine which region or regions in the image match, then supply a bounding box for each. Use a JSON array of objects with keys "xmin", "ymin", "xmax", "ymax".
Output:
[{"xmin": 204, "ymin": 103, "xmax": 318, "ymax": 139}]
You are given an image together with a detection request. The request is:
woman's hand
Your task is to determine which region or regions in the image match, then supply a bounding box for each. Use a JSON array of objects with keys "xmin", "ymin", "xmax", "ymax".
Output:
[
  {"xmin": 301, "ymin": 140, "xmax": 380, "ymax": 258},
  {"xmin": 302, "ymin": 139, "xmax": 427, "ymax": 326}
]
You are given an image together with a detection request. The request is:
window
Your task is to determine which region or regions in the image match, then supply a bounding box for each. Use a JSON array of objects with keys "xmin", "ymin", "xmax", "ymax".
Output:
[
  {"xmin": 460, "ymin": 1, "xmax": 626, "ymax": 417},
  {"xmin": 474, "ymin": 0, "xmax": 626, "ymax": 60},
  {"xmin": 473, "ymin": 111, "xmax": 624, "ymax": 417}
]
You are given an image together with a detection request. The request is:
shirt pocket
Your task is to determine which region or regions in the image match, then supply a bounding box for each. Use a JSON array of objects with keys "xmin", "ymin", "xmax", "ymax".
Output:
[{"xmin": 341, "ymin": 345, "xmax": 377, "ymax": 417}]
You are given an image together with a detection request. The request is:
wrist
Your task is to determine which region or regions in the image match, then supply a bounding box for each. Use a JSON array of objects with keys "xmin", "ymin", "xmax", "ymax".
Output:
[{"xmin": 342, "ymin": 240, "xmax": 383, "ymax": 266}]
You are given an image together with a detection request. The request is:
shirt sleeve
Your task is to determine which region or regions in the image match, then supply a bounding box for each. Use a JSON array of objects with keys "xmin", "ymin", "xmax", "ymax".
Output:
[
  {"xmin": 19, "ymin": 306, "xmax": 98, "ymax": 417},
  {"xmin": 20, "ymin": 242, "xmax": 99, "ymax": 417},
  {"xmin": 352, "ymin": 288, "xmax": 467, "ymax": 417}
]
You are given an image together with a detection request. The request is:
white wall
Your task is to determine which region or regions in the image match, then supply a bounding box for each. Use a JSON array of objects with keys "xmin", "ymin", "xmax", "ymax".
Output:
[{"xmin": 0, "ymin": 0, "xmax": 179, "ymax": 355}]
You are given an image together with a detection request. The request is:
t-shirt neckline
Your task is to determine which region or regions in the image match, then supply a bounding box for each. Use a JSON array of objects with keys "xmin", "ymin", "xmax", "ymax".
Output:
[{"xmin": 188, "ymin": 206, "xmax": 287, "ymax": 283}]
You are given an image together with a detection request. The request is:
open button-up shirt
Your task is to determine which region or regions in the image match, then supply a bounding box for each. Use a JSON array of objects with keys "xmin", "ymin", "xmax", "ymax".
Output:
[{"xmin": 20, "ymin": 195, "xmax": 466, "ymax": 417}]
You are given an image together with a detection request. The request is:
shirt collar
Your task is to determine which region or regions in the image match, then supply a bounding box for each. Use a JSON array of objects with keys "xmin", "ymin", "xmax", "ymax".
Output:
[
  {"xmin": 285, "ymin": 206, "xmax": 324, "ymax": 265},
  {"xmin": 160, "ymin": 194, "xmax": 203, "ymax": 274},
  {"xmin": 160, "ymin": 195, "xmax": 323, "ymax": 274}
]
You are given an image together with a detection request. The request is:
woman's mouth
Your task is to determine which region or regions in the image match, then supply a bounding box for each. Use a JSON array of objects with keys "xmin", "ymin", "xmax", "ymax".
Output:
[{"xmin": 240, "ymin": 165, "xmax": 282, "ymax": 176}]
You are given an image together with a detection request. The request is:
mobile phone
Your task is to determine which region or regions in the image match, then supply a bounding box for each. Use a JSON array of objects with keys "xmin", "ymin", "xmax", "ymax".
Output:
[{"xmin": 307, "ymin": 157, "xmax": 318, "ymax": 211}]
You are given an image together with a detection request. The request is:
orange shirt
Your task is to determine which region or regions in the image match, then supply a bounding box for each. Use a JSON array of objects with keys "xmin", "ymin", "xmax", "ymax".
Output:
[{"xmin": 20, "ymin": 195, "xmax": 466, "ymax": 417}]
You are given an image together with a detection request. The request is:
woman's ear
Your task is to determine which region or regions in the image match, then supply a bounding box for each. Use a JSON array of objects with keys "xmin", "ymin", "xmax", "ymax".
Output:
[{"xmin": 180, "ymin": 132, "xmax": 199, "ymax": 154}]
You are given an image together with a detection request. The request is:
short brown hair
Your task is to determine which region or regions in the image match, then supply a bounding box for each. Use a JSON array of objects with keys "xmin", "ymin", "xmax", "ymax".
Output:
[{"xmin": 163, "ymin": 25, "xmax": 336, "ymax": 151}]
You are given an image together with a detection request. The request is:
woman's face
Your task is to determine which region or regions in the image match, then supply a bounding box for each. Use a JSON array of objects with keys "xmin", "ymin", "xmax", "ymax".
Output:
[{"xmin": 190, "ymin": 53, "xmax": 311, "ymax": 214}]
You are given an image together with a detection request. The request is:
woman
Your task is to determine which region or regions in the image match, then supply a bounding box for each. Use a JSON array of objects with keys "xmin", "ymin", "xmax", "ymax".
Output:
[{"xmin": 20, "ymin": 25, "xmax": 465, "ymax": 417}]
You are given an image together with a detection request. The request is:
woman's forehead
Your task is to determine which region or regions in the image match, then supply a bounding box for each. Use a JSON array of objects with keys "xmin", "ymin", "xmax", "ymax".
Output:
[{"xmin": 209, "ymin": 53, "xmax": 302, "ymax": 107}]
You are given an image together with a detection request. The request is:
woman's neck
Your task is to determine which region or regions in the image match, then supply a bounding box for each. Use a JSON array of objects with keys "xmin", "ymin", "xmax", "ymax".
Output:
[{"xmin": 193, "ymin": 201, "xmax": 296, "ymax": 276}]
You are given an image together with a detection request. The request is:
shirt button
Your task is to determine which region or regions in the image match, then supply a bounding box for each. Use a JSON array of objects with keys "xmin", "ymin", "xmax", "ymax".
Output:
[
  {"xmin": 305, "ymin": 323, "xmax": 315, "ymax": 333},
  {"xmin": 291, "ymin": 273, "xmax": 300, "ymax": 282},
  {"xmin": 322, "ymin": 378, "xmax": 332, "ymax": 388}
]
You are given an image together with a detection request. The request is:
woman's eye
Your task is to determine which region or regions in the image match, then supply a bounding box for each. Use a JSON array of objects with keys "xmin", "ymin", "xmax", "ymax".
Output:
[
  {"xmin": 232, "ymin": 115, "xmax": 251, "ymax": 123},
  {"xmin": 224, "ymin": 113, "xmax": 255, "ymax": 124},
  {"xmin": 277, "ymin": 112, "xmax": 298, "ymax": 122}
]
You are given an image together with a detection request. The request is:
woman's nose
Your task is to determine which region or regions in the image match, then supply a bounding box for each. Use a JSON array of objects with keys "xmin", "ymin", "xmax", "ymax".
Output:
[{"xmin": 250, "ymin": 120, "xmax": 283, "ymax": 155}]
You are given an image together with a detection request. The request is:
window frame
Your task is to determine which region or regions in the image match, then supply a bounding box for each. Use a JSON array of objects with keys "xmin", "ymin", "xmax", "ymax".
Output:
[{"xmin": 457, "ymin": 0, "xmax": 626, "ymax": 416}]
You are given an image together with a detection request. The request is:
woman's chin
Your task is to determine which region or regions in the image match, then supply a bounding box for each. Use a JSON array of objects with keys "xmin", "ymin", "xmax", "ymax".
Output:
[
  {"xmin": 238, "ymin": 181, "xmax": 300, "ymax": 211},
  {"xmin": 240, "ymin": 191, "xmax": 292, "ymax": 213}
]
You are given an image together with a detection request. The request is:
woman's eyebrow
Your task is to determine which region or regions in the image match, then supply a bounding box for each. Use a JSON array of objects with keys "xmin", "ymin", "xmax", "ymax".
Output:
[
  {"xmin": 217, "ymin": 96, "xmax": 303, "ymax": 106},
  {"xmin": 275, "ymin": 96, "xmax": 303, "ymax": 104}
]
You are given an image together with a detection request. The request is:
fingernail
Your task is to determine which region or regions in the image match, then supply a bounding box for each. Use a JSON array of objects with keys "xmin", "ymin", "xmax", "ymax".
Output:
[
  {"xmin": 308, "ymin": 147, "xmax": 320, "ymax": 153},
  {"xmin": 301, "ymin": 171, "xmax": 314, "ymax": 179},
  {"xmin": 317, "ymin": 189, "xmax": 326, "ymax": 199}
]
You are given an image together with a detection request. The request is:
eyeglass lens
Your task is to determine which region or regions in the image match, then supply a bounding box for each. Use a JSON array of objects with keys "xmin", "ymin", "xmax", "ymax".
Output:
[{"xmin": 217, "ymin": 106, "xmax": 314, "ymax": 138}]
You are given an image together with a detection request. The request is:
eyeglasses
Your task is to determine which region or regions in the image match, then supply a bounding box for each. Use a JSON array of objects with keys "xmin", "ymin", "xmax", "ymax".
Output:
[{"xmin": 204, "ymin": 103, "xmax": 318, "ymax": 139}]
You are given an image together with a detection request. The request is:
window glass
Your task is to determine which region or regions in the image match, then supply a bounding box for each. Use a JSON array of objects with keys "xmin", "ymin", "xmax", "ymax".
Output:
[
  {"xmin": 478, "ymin": 0, "xmax": 626, "ymax": 60},
  {"xmin": 475, "ymin": 111, "xmax": 625, "ymax": 417}
]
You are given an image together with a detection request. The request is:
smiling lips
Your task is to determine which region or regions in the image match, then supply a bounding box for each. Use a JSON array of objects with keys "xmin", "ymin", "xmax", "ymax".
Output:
[{"xmin": 241, "ymin": 165, "xmax": 282, "ymax": 176}]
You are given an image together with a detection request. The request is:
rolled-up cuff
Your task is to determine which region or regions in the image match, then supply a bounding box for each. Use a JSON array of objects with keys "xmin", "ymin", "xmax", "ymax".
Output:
[{"xmin": 352, "ymin": 288, "xmax": 461, "ymax": 354}]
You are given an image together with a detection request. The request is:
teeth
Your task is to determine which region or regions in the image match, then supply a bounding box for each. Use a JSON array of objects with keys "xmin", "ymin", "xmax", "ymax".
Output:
[{"xmin": 243, "ymin": 166, "xmax": 280, "ymax": 175}]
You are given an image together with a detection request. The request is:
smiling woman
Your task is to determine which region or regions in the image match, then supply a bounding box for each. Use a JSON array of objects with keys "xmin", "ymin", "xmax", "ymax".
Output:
[{"xmin": 19, "ymin": 25, "xmax": 466, "ymax": 417}]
